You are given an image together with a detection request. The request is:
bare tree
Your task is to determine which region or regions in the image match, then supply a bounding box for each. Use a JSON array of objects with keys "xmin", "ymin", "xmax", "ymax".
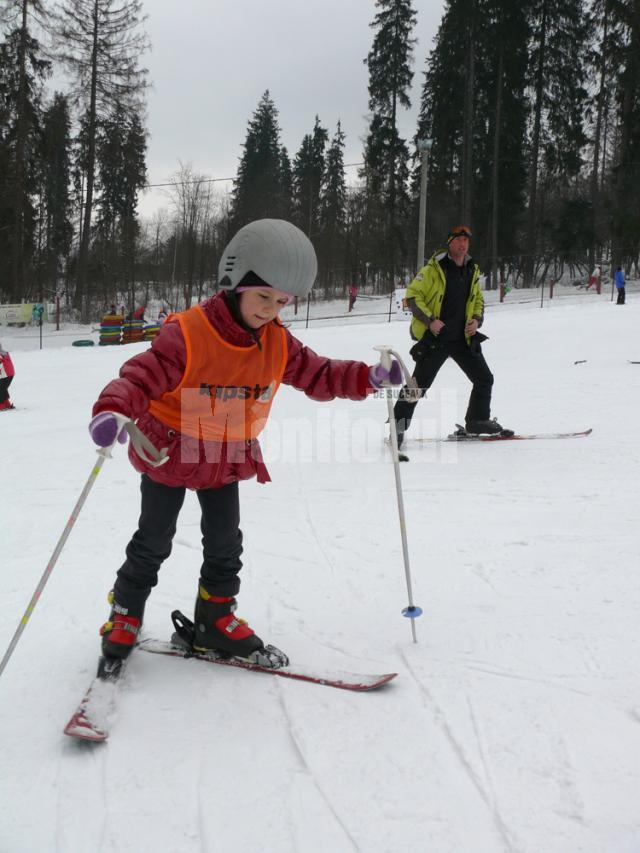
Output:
[{"xmin": 166, "ymin": 162, "xmax": 210, "ymax": 309}]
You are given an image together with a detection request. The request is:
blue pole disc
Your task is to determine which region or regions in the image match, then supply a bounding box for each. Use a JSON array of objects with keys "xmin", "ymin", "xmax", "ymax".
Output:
[{"xmin": 402, "ymin": 605, "xmax": 423, "ymax": 619}]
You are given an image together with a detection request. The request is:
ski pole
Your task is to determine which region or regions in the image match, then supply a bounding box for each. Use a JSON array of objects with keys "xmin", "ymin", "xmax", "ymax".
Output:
[
  {"xmin": 0, "ymin": 416, "xmax": 169, "ymax": 679},
  {"xmin": 374, "ymin": 345, "xmax": 423, "ymax": 643}
]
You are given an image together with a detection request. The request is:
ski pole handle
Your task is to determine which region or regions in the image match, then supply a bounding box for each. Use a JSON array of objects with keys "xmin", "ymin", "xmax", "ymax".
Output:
[
  {"xmin": 374, "ymin": 345, "xmax": 419, "ymax": 393},
  {"xmin": 374, "ymin": 345, "xmax": 393, "ymax": 372}
]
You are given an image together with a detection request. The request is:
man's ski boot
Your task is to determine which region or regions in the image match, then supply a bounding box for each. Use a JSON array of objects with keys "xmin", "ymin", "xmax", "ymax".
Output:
[
  {"xmin": 464, "ymin": 418, "xmax": 514, "ymax": 437},
  {"xmin": 172, "ymin": 586, "xmax": 289, "ymax": 669},
  {"xmin": 99, "ymin": 590, "xmax": 142, "ymax": 665}
]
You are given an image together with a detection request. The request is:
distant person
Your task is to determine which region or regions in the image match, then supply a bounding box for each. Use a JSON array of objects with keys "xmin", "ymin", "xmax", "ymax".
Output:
[
  {"xmin": 109, "ymin": 304, "xmax": 117, "ymax": 315},
  {"xmin": 587, "ymin": 265, "xmax": 601, "ymax": 292},
  {"xmin": 0, "ymin": 342, "xmax": 16, "ymax": 411},
  {"xmin": 157, "ymin": 307, "xmax": 169, "ymax": 324},
  {"xmin": 348, "ymin": 284, "xmax": 358, "ymax": 312},
  {"xmin": 133, "ymin": 306, "xmax": 146, "ymax": 322},
  {"xmin": 392, "ymin": 224, "xmax": 512, "ymax": 446},
  {"xmin": 615, "ymin": 266, "xmax": 625, "ymax": 304}
]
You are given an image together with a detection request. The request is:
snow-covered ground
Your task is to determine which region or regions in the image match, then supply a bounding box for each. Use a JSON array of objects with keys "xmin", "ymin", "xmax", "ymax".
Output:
[{"xmin": 1, "ymin": 290, "xmax": 639, "ymax": 853}]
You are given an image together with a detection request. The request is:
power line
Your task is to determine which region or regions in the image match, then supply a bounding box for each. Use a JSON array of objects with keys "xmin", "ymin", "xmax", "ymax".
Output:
[{"xmin": 142, "ymin": 162, "xmax": 365, "ymax": 191}]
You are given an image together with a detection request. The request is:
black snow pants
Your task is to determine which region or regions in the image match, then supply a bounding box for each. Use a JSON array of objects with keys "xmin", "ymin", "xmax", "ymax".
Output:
[
  {"xmin": 393, "ymin": 339, "xmax": 494, "ymax": 437},
  {"xmin": 113, "ymin": 475, "xmax": 243, "ymax": 617},
  {"xmin": 0, "ymin": 376, "xmax": 13, "ymax": 403}
]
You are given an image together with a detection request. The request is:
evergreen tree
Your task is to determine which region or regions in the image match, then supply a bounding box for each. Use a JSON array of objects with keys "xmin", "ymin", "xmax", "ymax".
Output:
[
  {"xmin": 95, "ymin": 104, "xmax": 146, "ymax": 303},
  {"xmin": 37, "ymin": 92, "xmax": 73, "ymax": 296},
  {"xmin": 0, "ymin": 18, "xmax": 50, "ymax": 301},
  {"xmin": 232, "ymin": 90, "xmax": 287, "ymax": 226},
  {"xmin": 608, "ymin": 0, "xmax": 640, "ymax": 270},
  {"xmin": 279, "ymin": 145, "xmax": 293, "ymax": 221},
  {"xmin": 51, "ymin": 0, "xmax": 149, "ymax": 315},
  {"xmin": 585, "ymin": 0, "xmax": 619, "ymax": 271},
  {"xmin": 523, "ymin": 0, "xmax": 590, "ymax": 285},
  {"xmin": 292, "ymin": 115, "xmax": 328, "ymax": 235},
  {"xmin": 2, "ymin": 0, "xmax": 48, "ymax": 300},
  {"xmin": 477, "ymin": 0, "xmax": 529, "ymax": 285},
  {"xmin": 318, "ymin": 120, "xmax": 347, "ymax": 287},
  {"xmin": 362, "ymin": 0, "xmax": 417, "ymax": 280}
]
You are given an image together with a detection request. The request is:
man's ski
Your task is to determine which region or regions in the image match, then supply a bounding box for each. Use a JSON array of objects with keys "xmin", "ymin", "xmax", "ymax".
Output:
[
  {"xmin": 63, "ymin": 657, "xmax": 124, "ymax": 742},
  {"xmin": 447, "ymin": 426, "xmax": 592, "ymax": 442},
  {"xmin": 399, "ymin": 427, "xmax": 592, "ymax": 444},
  {"xmin": 137, "ymin": 638, "xmax": 397, "ymax": 692}
]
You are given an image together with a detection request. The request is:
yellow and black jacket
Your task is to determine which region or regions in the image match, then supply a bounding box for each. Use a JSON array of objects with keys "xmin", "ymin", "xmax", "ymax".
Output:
[{"xmin": 406, "ymin": 251, "xmax": 484, "ymax": 344}]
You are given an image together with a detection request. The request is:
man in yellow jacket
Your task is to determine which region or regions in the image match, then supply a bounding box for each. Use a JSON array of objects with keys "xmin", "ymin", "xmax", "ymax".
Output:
[{"xmin": 393, "ymin": 225, "xmax": 511, "ymax": 446}]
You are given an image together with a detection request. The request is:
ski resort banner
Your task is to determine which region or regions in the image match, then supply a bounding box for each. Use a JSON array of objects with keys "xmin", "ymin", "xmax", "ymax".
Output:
[
  {"xmin": 0, "ymin": 303, "xmax": 53, "ymax": 325},
  {"xmin": 394, "ymin": 288, "xmax": 412, "ymax": 320}
]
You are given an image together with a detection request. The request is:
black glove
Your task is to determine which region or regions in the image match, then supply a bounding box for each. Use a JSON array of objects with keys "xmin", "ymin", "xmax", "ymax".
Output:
[{"xmin": 469, "ymin": 331, "xmax": 488, "ymax": 355}]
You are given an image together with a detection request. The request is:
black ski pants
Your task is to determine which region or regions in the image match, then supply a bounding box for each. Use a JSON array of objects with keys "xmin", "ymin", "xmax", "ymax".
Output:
[
  {"xmin": 617, "ymin": 288, "xmax": 626, "ymax": 304},
  {"xmin": 393, "ymin": 340, "xmax": 494, "ymax": 436},
  {"xmin": 113, "ymin": 475, "xmax": 243, "ymax": 617},
  {"xmin": 0, "ymin": 376, "xmax": 13, "ymax": 403}
]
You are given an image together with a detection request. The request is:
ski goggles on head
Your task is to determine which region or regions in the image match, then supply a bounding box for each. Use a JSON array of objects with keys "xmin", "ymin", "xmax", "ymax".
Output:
[{"xmin": 447, "ymin": 225, "xmax": 472, "ymax": 243}]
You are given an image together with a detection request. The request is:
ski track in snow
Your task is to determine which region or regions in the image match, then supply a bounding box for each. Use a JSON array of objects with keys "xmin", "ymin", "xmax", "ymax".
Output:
[
  {"xmin": 274, "ymin": 682, "xmax": 361, "ymax": 852},
  {"xmin": 400, "ymin": 647, "xmax": 516, "ymax": 852}
]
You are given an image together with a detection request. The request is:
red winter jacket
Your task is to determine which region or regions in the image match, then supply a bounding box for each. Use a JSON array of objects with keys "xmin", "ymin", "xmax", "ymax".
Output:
[
  {"xmin": 0, "ymin": 352, "xmax": 15, "ymax": 378},
  {"xmin": 93, "ymin": 293, "xmax": 373, "ymax": 489}
]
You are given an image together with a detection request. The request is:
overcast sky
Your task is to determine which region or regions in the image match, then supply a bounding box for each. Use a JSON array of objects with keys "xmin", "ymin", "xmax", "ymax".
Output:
[{"xmin": 138, "ymin": 0, "xmax": 445, "ymax": 218}]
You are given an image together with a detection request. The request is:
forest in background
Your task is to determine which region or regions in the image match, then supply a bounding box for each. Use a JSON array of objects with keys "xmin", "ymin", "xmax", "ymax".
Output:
[{"xmin": 1, "ymin": 0, "xmax": 639, "ymax": 320}]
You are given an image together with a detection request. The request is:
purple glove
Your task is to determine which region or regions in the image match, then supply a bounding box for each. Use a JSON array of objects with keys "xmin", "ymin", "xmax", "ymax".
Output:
[
  {"xmin": 369, "ymin": 359, "xmax": 403, "ymax": 389},
  {"xmin": 89, "ymin": 412, "xmax": 128, "ymax": 447}
]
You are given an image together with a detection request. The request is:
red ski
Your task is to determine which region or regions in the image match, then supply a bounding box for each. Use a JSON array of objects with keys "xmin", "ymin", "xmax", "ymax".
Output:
[
  {"xmin": 63, "ymin": 677, "xmax": 118, "ymax": 742},
  {"xmin": 137, "ymin": 638, "xmax": 397, "ymax": 692},
  {"xmin": 64, "ymin": 657, "xmax": 124, "ymax": 742}
]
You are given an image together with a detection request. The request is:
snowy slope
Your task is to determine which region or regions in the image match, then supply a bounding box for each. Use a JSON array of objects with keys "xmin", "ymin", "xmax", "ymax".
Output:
[{"xmin": 1, "ymin": 293, "xmax": 639, "ymax": 853}]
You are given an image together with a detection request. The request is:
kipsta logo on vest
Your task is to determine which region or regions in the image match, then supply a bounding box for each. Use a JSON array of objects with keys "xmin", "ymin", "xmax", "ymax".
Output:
[{"xmin": 198, "ymin": 382, "xmax": 276, "ymax": 403}]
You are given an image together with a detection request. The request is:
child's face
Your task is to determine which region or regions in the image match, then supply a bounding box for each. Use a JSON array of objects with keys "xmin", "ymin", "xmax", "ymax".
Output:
[{"xmin": 238, "ymin": 288, "xmax": 290, "ymax": 329}]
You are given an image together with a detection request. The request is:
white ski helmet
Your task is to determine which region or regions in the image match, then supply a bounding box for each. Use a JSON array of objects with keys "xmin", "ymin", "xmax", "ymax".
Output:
[{"xmin": 218, "ymin": 219, "xmax": 318, "ymax": 299}]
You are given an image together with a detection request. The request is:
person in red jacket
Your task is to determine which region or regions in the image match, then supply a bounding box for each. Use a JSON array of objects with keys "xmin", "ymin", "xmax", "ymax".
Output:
[
  {"xmin": 0, "ymin": 343, "xmax": 15, "ymax": 411},
  {"xmin": 89, "ymin": 219, "xmax": 401, "ymax": 670}
]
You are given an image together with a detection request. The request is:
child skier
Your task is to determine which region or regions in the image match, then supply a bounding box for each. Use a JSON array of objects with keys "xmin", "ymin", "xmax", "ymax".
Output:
[
  {"xmin": 89, "ymin": 219, "xmax": 401, "ymax": 670},
  {"xmin": 0, "ymin": 343, "xmax": 15, "ymax": 411}
]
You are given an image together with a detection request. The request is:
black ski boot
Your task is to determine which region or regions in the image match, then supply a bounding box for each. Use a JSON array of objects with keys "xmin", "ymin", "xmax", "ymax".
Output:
[
  {"xmin": 465, "ymin": 417, "xmax": 514, "ymax": 437},
  {"xmin": 192, "ymin": 586, "xmax": 289, "ymax": 669}
]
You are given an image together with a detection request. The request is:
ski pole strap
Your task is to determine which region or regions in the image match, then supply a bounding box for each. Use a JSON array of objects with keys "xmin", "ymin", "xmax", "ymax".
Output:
[
  {"xmin": 125, "ymin": 420, "xmax": 170, "ymax": 468},
  {"xmin": 373, "ymin": 345, "xmax": 419, "ymax": 392}
]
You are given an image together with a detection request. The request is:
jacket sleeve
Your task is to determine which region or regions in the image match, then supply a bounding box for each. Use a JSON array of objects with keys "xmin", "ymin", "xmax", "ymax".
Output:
[
  {"xmin": 92, "ymin": 321, "xmax": 187, "ymax": 418},
  {"xmin": 470, "ymin": 266, "xmax": 485, "ymax": 325},
  {"xmin": 406, "ymin": 265, "xmax": 437, "ymax": 319},
  {"xmin": 282, "ymin": 329, "xmax": 372, "ymax": 401}
]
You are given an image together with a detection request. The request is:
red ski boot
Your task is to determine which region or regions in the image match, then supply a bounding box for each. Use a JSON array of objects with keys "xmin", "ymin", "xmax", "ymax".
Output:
[
  {"xmin": 100, "ymin": 591, "xmax": 142, "ymax": 660},
  {"xmin": 193, "ymin": 586, "xmax": 288, "ymax": 668}
]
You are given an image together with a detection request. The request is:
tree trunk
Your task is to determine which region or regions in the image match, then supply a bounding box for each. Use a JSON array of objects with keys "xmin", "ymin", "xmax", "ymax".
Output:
[
  {"xmin": 461, "ymin": 2, "xmax": 476, "ymax": 223},
  {"xmin": 524, "ymin": 0, "xmax": 548, "ymax": 287},
  {"xmin": 490, "ymin": 41, "xmax": 504, "ymax": 290},
  {"xmin": 11, "ymin": 0, "xmax": 29, "ymax": 301},
  {"xmin": 76, "ymin": 0, "xmax": 100, "ymax": 319},
  {"xmin": 611, "ymin": 0, "xmax": 640, "ymax": 271},
  {"xmin": 589, "ymin": 8, "xmax": 609, "ymax": 273}
]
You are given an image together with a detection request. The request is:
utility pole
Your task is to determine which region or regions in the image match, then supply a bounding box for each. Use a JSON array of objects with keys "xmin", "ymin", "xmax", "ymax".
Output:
[{"xmin": 416, "ymin": 139, "xmax": 433, "ymax": 272}]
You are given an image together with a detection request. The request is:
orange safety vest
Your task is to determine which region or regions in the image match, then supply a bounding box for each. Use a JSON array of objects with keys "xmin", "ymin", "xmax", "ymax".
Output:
[{"xmin": 148, "ymin": 305, "xmax": 288, "ymax": 441}]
